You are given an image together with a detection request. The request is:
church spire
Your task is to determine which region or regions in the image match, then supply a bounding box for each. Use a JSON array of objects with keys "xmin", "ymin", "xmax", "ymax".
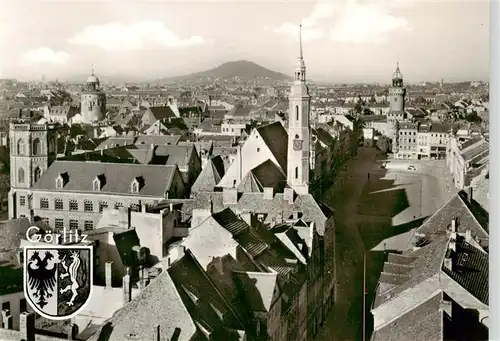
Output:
[
  {"xmin": 91, "ymin": 64, "xmax": 95, "ymax": 76},
  {"xmin": 295, "ymin": 22, "xmax": 306, "ymax": 82}
]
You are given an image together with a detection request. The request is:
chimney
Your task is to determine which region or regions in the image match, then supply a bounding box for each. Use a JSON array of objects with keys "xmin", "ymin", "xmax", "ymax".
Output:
[
  {"xmin": 263, "ymin": 187, "xmax": 274, "ymax": 200},
  {"xmin": 467, "ymin": 187, "xmax": 473, "ymax": 203},
  {"xmin": 105, "ymin": 261, "xmax": 113, "ymax": 288},
  {"xmin": 153, "ymin": 325, "xmax": 161, "ymax": 341},
  {"xmin": 465, "ymin": 230, "xmax": 472, "ymax": 243},
  {"xmin": 169, "ymin": 203, "xmax": 173, "ymax": 212},
  {"xmin": 123, "ymin": 267, "xmax": 132, "ymax": 304},
  {"xmin": 19, "ymin": 312, "xmax": 35, "ymax": 341},
  {"xmin": 451, "ymin": 218, "xmax": 457, "ymax": 233},
  {"xmin": 1, "ymin": 309, "xmax": 12, "ymax": 329},
  {"xmin": 222, "ymin": 187, "xmax": 238, "ymax": 205}
]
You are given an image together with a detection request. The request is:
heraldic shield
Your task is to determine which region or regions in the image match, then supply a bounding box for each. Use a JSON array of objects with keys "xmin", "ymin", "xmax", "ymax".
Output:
[{"xmin": 23, "ymin": 245, "xmax": 93, "ymax": 320}]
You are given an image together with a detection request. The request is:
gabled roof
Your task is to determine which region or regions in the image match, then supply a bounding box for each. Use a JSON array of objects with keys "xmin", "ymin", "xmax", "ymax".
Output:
[
  {"xmin": 134, "ymin": 135, "xmax": 182, "ymax": 146},
  {"xmin": 192, "ymin": 157, "xmax": 224, "ymax": 193},
  {"xmin": 256, "ymin": 122, "xmax": 288, "ymax": 173},
  {"xmin": 147, "ymin": 106, "xmax": 177, "ymax": 120},
  {"xmin": 234, "ymin": 272, "xmax": 278, "ymax": 312},
  {"xmin": 32, "ymin": 161, "xmax": 177, "ymax": 197},
  {"xmin": 249, "ymin": 159, "xmax": 286, "ymax": 192},
  {"xmin": 237, "ymin": 172, "xmax": 263, "ymax": 193}
]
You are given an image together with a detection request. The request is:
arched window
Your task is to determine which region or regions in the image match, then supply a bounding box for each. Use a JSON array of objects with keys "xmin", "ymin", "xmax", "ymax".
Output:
[
  {"xmin": 18, "ymin": 168, "xmax": 25, "ymax": 184},
  {"xmin": 295, "ymin": 167, "xmax": 299, "ymax": 179},
  {"xmin": 32, "ymin": 138, "xmax": 41, "ymax": 156},
  {"xmin": 34, "ymin": 167, "xmax": 42, "ymax": 183},
  {"xmin": 17, "ymin": 139, "xmax": 25, "ymax": 155},
  {"xmin": 295, "ymin": 134, "xmax": 299, "ymax": 139},
  {"xmin": 295, "ymin": 106, "xmax": 299, "ymax": 121}
]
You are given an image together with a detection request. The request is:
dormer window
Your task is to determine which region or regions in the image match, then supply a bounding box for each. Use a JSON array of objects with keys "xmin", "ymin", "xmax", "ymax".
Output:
[
  {"xmin": 55, "ymin": 173, "xmax": 69, "ymax": 189},
  {"xmin": 93, "ymin": 174, "xmax": 106, "ymax": 191},
  {"xmin": 130, "ymin": 176, "xmax": 144, "ymax": 193}
]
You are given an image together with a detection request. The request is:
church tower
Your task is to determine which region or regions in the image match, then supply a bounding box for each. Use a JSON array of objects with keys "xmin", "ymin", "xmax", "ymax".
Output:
[
  {"xmin": 8, "ymin": 120, "xmax": 57, "ymax": 219},
  {"xmin": 287, "ymin": 24, "xmax": 311, "ymax": 195}
]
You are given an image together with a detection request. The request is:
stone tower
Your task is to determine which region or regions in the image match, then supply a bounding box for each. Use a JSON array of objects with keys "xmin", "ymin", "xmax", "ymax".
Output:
[
  {"xmin": 389, "ymin": 62, "xmax": 406, "ymax": 113},
  {"xmin": 81, "ymin": 67, "xmax": 106, "ymax": 124},
  {"xmin": 8, "ymin": 120, "xmax": 57, "ymax": 219},
  {"xmin": 287, "ymin": 24, "xmax": 311, "ymax": 195}
]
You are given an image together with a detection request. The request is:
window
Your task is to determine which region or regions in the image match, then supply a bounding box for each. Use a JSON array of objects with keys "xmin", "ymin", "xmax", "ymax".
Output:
[
  {"xmin": 18, "ymin": 168, "xmax": 25, "ymax": 184},
  {"xmin": 295, "ymin": 106, "xmax": 299, "ymax": 121},
  {"xmin": 32, "ymin": 138, "xmax": 41, "ymax": 155},
  {"xmin": 114, "ymin": 202, "xmax": 124, "ymax": 209},
  {"xmin": 20, "ymin": 299, "xmax": 27, "ymax": 312},
  {"xmin": 55, "ymin": 218, "xmax": 64, "ymax": 229},
  {"xmin": 40, "ymin": 198, "xmax": 49, "ymax": 209},
  {"xmin": 54, "ymin": 198, "xmax": 63, "ymax": 210},
  {"xmin": 130, "ymin": 203, "xmax": 140, "ymax": 212},
  {"xmin": 295, "ymin": 167, "xmax": 299, "ymax": 179},
  {"xmin": 17, "ymin": 139, "xmax": 24, "ymax": 155},
  {"xmin": 257, "ymin": 148, "xmax": 260, "ymax": 152},
  {"xmin": 69, "ymin": 219, "xmax": 78, "ymax": 230},
  {"xmin": 69, "ymin": 200, "xmax": 78, "ymax": 211},
  {"xmin": 56, "ymin": 177, "xmax": 63, "ymax": 189},
  {"xmin": 34, "ymin": 167, "xmax": 42, "ymax": 183},
  {"xmin": 99, "ymin": 201, "xmax": 108, "ymax": 213},
  {"xmin": 84, "ymin": 221, "xmax": 94, "ymax": 231},
  {"xmin": 20, "ymin": 196, "xmax": 26, "ymax": 206},
  {"xmin": 84, "ymin": 200, "xmax": 93, "ymax": 212}
]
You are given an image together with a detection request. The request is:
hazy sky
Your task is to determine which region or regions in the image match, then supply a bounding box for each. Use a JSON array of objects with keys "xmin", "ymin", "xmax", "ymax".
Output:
[{"xmin": 0, "ymin": 0, "xmax": 490, "ymax": 83}]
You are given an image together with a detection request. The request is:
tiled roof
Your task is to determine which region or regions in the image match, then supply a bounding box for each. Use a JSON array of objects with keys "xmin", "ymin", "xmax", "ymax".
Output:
[
  {"xmin": 134, "ymin": 135, "xmax": 182, "ymax": 146},
  {"xmin": 256, "ymin": 122, "xmax": 288, "ymax": 173},
  {"xmin": 250, "ymin": 159, "xmax": 286, "ymax": 192},
  {"xmin": 442, "ymin": 239, "xmax": 488, "ymax": 305},
  {"xmin": 95, "ymin": 136, "xmax": 136, "ymax": 150},
  {"xmin": 168, "ymin": 251, "xmax": 245, "ymax": 337},
  {"xmin": 237, "ymin": 172, "xmax": 263, "ymax": 193},
  {"xmin": 32, "ymin": 161, "xmax": 177, "ymax": 198},
  {"xmin": 186, "ymin": 191, "xmax": 332, "ymax": 236},
  {"xmin": 372, "ymin": 293, "xmax": 444, "ymax": 341},
  {"xmin": 192, "ymin": 157, "xmax": 224, "ymax": 193},
  {"xmin": 153, "ymin": 144, "xmax": 195, "ymax": 169},
  {"xmin": 89, "ymin": 266, "xmax": 197, "ymax": 341},
  {"xmin": 148, "ymin": 106, "xmax": 177, "ymax": 120},
  {"xmin": 416, "ymin": 191, "xmax": 488, "ymax": 240}
]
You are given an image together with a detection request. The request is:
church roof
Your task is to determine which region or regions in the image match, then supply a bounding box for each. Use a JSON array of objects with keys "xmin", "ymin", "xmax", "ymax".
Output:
[
  {"xmin": 256, "ymin": 122, "xmax": 288, "ymax": 173},
  {"xmin": 250, "ymin": 159, "xmax": 286, "ymax": 192}
]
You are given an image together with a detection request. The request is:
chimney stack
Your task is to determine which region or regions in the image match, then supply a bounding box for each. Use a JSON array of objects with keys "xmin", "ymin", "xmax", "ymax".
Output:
[
  {"xmin": 105, "ymin": 261, "xmax": 113, "ymax": 288},
  {"xmin": 123, "ymin": 267, "xmax": 132, "ymax": 304},
  {"xmin": 465, "ymin": 230, "xmax": 472, "ymax": 243},
  {"xmin": 19, "ymin": 312, "xmax": 35, "ymax": 341},
  {"xmin": 1, "ymin": 309, "xmax": 12, "ymax": 329},
  {"xmin": 448, "ymin": 240, "xmax": 456, "ymax": 252},
  {"xmin": 451, "ymin": 218, "xmax": 457, "ymax": 233}
]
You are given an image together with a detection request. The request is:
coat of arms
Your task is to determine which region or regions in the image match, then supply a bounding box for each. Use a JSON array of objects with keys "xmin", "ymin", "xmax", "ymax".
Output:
[
  {"xmin": 23, "ymin": 245, "xmax": 93, "ymax": 320},
  {"xmin": 293, "ymin": 139, "xmax": 303, "ymax": 150}
]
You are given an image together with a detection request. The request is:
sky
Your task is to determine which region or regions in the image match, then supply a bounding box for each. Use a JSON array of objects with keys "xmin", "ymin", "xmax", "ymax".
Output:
[{"xmin": 0, "ymin": 0, "xmax": 490, "ymax": 83}]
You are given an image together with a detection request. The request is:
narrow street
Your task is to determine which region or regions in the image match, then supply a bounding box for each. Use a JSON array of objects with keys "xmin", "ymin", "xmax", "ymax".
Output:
[{"xmin": 314, "ymin": 147, "xmax": 454, "ymax": 341}]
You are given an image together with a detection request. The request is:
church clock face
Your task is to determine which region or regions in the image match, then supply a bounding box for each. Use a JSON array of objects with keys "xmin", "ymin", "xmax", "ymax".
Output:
[{"xmin": 293, "ymin": 139, "xmax": 303, "ymax": 151}]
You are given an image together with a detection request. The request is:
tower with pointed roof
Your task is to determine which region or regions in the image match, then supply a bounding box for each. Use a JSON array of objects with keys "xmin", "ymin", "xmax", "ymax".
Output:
[
  {"xmin": 388, "ymin": 62, "xmax": 406, "ymax": 116},
  {"xmin": 287, "ymin": 24, "xmax": 310, "ymax": 195},
  {"xmin": 80, "ymin": 66, "xmax": 106, "ymax": 124}
]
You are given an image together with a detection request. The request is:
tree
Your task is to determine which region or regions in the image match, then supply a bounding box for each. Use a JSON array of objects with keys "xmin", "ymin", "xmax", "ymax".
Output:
[
  {"xmin": 354, "ymin": 102, "xmax": 362, "ymax": 114},
  {"xmin": 376, "ymin": 136, "xmax": 390, "ymax": 153},
  {"xmin": 465, "ymin": 111, "xmax": 482, "ymax": 123}
]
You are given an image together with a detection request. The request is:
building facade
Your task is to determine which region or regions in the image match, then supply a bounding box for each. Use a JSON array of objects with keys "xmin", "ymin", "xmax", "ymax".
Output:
[{"xmin": 81, "ymin": 69, "xmax": 106, "ymax": 124}]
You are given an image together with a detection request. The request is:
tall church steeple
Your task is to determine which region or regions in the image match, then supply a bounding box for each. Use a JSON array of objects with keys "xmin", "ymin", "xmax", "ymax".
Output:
[
  {"xmin": 287, "ymin": 24, "xmax": 311, "ymax": 195},
  {"xmin": 389, "ymin": 61, "xmax": 406, "ymax": 112}
]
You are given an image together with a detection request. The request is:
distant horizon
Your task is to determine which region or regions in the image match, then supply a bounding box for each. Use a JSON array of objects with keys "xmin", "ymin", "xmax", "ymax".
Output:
[
  {"xmin": 1, "ymin": 1, "xmax": 489, "ymax": 84},
  {"xmin": 3, "ymin": 59, "xmax": 490, "ymax": 85}
]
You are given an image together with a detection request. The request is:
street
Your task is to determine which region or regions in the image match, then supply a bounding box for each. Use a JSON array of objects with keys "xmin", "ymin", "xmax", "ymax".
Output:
[{"xmin": 314, "ymin": 147, "xmax": 454, "ymax": 341}]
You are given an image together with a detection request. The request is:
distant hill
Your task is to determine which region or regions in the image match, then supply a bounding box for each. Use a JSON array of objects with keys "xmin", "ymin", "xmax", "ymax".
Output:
[{"xmin": 156, "ymin": 60, "xmax": 292, "ymax": 83}]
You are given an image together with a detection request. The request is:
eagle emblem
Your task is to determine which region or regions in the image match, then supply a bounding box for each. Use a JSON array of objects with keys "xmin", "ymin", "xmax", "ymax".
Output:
[{"xmin": 23, "ymin": 245, "xmax": 93, "ymax": 320}]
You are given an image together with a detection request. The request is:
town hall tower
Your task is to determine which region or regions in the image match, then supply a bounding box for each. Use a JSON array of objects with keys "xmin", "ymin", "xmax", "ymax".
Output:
[{"xmin": 287, "ymin": 25, "xmax": 311, "ymax": 195}]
